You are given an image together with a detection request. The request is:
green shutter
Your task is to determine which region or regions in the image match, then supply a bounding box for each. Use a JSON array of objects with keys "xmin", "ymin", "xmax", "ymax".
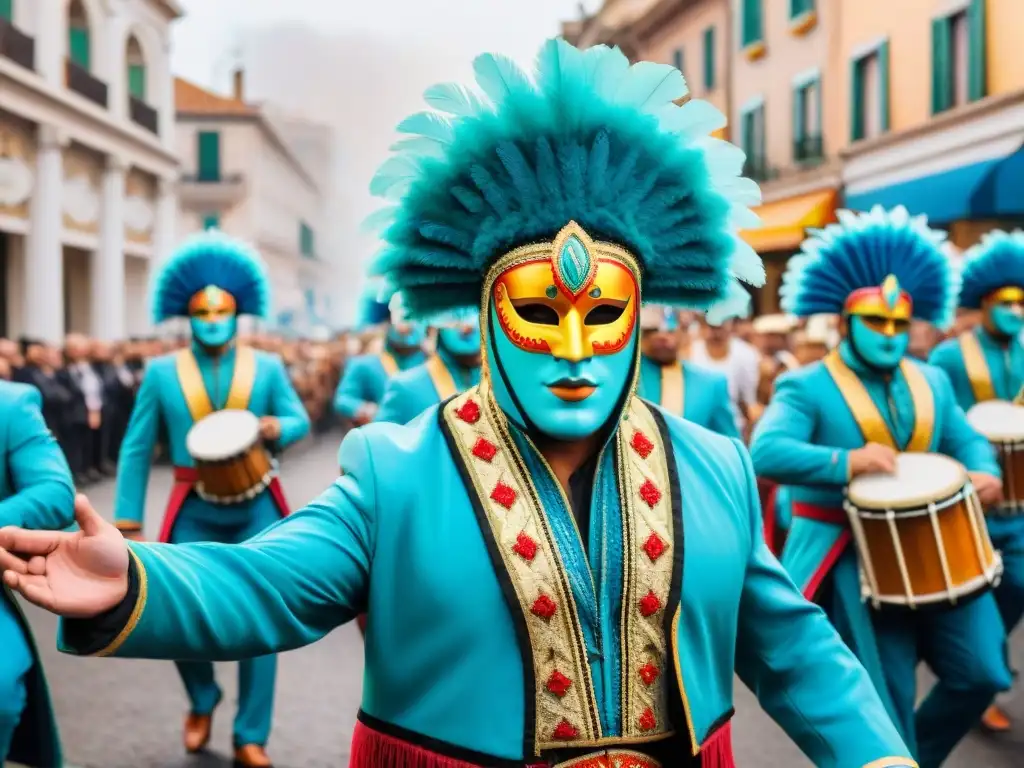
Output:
[
  {"xmin": 703, "ymin": 28, "xmax": 715, "ymax": 90},
  {"xmin": 197, "ymin": 132, "xmax": 221, "ymax": 182},
  {"xmin": 757, "ymin": 105, "xmax": 766, "ymax": 164},
  {"xmin": 0, "ymin": 0, "xmax": 13, "ymax": 21},
  {"xmin": 932, "ymin": 17, "xmax": 952, "ymax": 113},
  {"xmin": 128, "ymin": 64, "xmax": 146, "ymax": 100},
  {"xmin": 793, "ymin": 84, "xmax": 806, "ymax": 159},
  {"xmin": 68, "ymin": 26, "xmax": 91, "ymax": 70},
  {"xmin": 878, "ymin": 41, "xmax": 891, "ymax": 132},
  {"xmin": 741, "ymin": 109, "xmax": 755, "ymax": 159},
  {"xmin": 850, "ymin": 58, "xmax": 865, "ymax": 141},
  {"xmin": 742, "ymin": 0, "xmax": 763, "ymax": 47},
  {"xmin": 673, "ymin": 48, "xmax": 684, "ymax": 74},
  {"xmin": 790, "ymin": 0, "xmax": 811, "ymax": 18},
  {"xmin": 202, "ymin": 214, "xmax": 220, "ymax": 231},
  {"xmin": 968, "ymin": 0, "xmax": 987, "ymax": 102}
]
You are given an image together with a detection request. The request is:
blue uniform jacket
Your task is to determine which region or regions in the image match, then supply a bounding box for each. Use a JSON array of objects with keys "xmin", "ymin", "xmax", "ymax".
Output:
[
  {"xmin": 637, "ymin": 356, "xmax": 739, "ymax": 438},
  {"xmin": 929, "ymin": 326, "xmax": 1024, "ymax": 407},
  {"xmin": 334, "ymin": 351, "xmax": 426, "ymax": 419},
  {"xmin": 61, "ymin": 393, "xmax": 913, "ymax": 767},
  {"xmin": 375, "ymin": 353, "xmax": 481, "ymax": 426},
  {"xmin": 2, "ymin": 382, "xmax": 75, "ymax": 768}
]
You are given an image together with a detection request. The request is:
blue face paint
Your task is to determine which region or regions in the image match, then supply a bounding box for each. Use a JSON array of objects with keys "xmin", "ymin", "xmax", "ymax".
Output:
[
  {"xmin": 191, "ymin": 315, "xmax": 237, "ymax": 349},
  {"xmin": 848, "ymin": 315, "xmax": 908, "ymax": 370},
  {"xmin": 487, "ymin": 304, "xmax": 637, "ymax": 441},
  {"xmin": 387, "ymin": 321, "xmax": 427, "ymax": 348},
  {"xmin": 990, "ymin": 305, "xmax": 1024, "ymax": 337},
  {"xmin": 438, "ymin": 316, "xmax": 481, "ymax": 357}
]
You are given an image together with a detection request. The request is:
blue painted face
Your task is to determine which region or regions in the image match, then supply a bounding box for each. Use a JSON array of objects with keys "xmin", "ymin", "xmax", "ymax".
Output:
[
  {"xmin": 188, "ymin": 285, "xmax": 238, "ymax": 349},
  {"xmin": 990, "ymin": 304, "xmax": 1024, "ymax": 337},
  {"xmin": 387, "ymin": 321, "xmax": 426, "ymax": 349},
  {"xmin": 848, "ymin": 315, "xmax": 908, "ymax": 370},
  {"xmin": 437, "ymin": 316, "xmax": 481, "ymax": 357},
  {"xmin": 191, "ymin": 315, "xmax": 237, "ymax": 348}
]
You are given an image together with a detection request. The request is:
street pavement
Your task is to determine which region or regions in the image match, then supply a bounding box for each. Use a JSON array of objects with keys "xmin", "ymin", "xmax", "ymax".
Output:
[{"xmin": 14, "ymin": 433, "xmax": 1024, "ymax": 767}]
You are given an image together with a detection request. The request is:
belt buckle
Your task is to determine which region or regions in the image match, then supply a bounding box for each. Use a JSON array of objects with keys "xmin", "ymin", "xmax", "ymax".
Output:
[{"xmin": 549, "ymin": 750, "xmax": 661, "ymax": 768}]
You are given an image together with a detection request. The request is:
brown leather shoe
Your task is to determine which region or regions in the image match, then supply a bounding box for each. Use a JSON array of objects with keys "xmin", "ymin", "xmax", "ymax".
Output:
[
  {"xmin": 233, "ymin": 744, "xmax": 273, "ymax": 767},
  {"xmin": 981, "ymin": 703, "xmax": 1012, "ymax": 733},
  {"xmin": 183, "ymin": 711, "xmax": 213, "ymax": 753}
]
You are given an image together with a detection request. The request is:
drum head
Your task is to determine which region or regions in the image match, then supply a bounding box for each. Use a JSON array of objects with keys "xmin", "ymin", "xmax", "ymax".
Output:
[
  {"xmin": 847, "ymin": 453, "xmax": 966, "ymax": 510},
  {"xmin": 186, "ymin": 409, "xmax": 260, "ymax": 461},
  {"xmin": 966, "ymin": 400, "xmax": 1024, "ymax": 442}
]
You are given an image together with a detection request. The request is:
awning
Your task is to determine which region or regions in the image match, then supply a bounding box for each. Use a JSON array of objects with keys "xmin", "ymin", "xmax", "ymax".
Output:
[
  {"xmin": 972, "ymin": 144, "xmax": 1024, "ymax": 217},
  {"xmin": 740, "ymin": 188, "xmax": 838, "ymax": 253}
]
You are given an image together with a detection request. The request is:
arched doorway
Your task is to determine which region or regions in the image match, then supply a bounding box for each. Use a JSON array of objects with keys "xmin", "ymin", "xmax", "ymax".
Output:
[
  {"xmin": 67, "ymin": 0, "xmax": 91, "ymax": 71},
  {"xmin": 126, "ymin": 34, "xmax": 146, "ymax": 100}
]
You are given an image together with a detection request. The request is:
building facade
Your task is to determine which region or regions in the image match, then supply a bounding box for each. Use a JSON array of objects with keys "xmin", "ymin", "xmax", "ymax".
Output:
[
  {"xmin": 0, "ymin": 0, "xmax": 181, "ymax": 343},
  {"xmin": 175, "ymin": 72, "xmax": 333, "ymax": 334}
]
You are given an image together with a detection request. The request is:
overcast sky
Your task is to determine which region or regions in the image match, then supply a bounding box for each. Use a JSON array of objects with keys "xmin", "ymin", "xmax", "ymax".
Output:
[{"xmin": 170, "ymin": 0, "xmax": 600, "ymax": 322}]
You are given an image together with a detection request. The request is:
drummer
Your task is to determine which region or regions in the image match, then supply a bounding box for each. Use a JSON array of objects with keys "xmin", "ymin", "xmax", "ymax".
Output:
[
  {"xmin": 112, "ymin": 230, "xmax": 310, "ymax": 768},
  {"xmin": 750, "ymin": 205, "xmax": 1009, "ymax": 767},
  {"xmin": 929, "ymin": 229, "xmax": 1024, "ymax": 733}
]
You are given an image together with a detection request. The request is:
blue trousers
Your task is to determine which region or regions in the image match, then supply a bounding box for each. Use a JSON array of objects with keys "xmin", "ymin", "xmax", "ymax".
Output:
[
  {"xmin": 872, "ymin": 592, "xmax": 1012, "ymax": 768},
  {"xmin": 989, "ymin": 516, "xmax": 1024, "ymax": 637},
  {"xmin": 0, "ymin": 597, "xmax": 32, "ymax": 761},
  {"xmin": 169, "ymin": 491, "xmax": 282, "ymax": 748}
]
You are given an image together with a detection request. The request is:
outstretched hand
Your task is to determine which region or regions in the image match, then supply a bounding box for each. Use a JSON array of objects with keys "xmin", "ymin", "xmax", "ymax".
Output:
[{"xmin": 0, "ymin": 494, "xmax": 130, "ymax": 618}]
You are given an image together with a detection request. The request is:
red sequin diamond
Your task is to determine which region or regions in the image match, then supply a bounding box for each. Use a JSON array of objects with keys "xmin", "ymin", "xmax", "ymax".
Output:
[
  {"xmin": 631, "ymin": 430, "xmax": 654, "ymax": 459},
  {"xmin": 531, "ymin": 594, "xmax": 558, "ymax": 621},
  {"xmin": 491, "ymin": 482, "xmax": 517, "ymax": 509},
  {"xmin": 638, "ymin": 479, "xmax": 662, "ymax": 508},
  {"xmin": 643, "ymin": 533, "xmax": 667, "ymax": 562},
  {"xmin": 638, "ymin": 662, "xmax": 660, "ymax": 686},
  {"xmin": 512, "ymin": 532, "xmax": 538, "ymax": 561},
  {"xmin": 638, "ymin": 707, "xmax": 657, "ymax": 732},
  {"xmin": 455, "ymin": 399, "xmax": 481, "ymax": 424},
  {"xmin": 639, "ymin": 590, "xmax": 662, "ymax": 617},
  {"xmin": 552, "ymin": 720, "xmax": 579, "ymax": 740},
  {"xmin": 545, "ymin": 670, "xmax": 573, "ymax": 698},
  {"xmin": 472, "ymin": 437, "xmax": 498, "ymax": 462}
]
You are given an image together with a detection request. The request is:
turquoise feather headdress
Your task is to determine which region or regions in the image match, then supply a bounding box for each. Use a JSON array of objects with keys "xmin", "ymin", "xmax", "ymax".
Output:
[
  {"xmin": 356, "ymin": 280, "xmax": 393, "ymax": 329},
  {"xmin": 150, "ymin": 230, "xmax": 271, "ymax": 323},
  {"xmin": 365, "ymin": 38, "xmax": 764, "ymax": 325},
  {"xmin": 780, "ymin": 205, "xmax": 958, "ymax": 329},
  {"xmin": 959, "ymin": 229, "xmax": 1024, "ymax": 309}
]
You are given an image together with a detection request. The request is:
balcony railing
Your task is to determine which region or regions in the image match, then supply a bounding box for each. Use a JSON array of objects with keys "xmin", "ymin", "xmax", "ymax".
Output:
[
  {"xmin": 742, "ymin": 157, "xmax": 779, "ymax": 183},
  {"xmin": 129, "ymin": 96, "xmax": 159, "ymax": 135},
  {"xmin": 794, "ymin": 135, "xmax": 825, "ymax": 164},
  {"xmin": 0, "ymin": 18, "xmax": 35, "ymax": 72},
  {"xmin": 179, "ymin": 172, "xmax": 247, "ymax": 208},
  {"xmin": 181, "ymin": 172, "xmax": 245, "ymax": 184},
  {"xmin": 65, "ymin": 59, "xmax": 108, "ymax": 108}
]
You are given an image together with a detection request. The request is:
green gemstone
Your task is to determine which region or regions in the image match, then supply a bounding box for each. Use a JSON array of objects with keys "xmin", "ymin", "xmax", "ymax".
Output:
[
  {"xmin": 589, "ymin": 287, "xmax": 602, "ymax": 299},
  {"xmin": 557, "ymin": 234, "xmax": 592, "ymax": 295},
  {"xmin": 546, "ymin": 285, "xmax": 558, "ymax": 299}
]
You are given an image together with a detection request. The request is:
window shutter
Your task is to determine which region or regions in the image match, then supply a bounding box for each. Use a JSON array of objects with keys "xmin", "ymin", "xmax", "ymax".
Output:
[
  {"xmin": 931, "ymin": 18, "xmax": 952, "ymax": 114},
  {"xmin": 850, "ymin": 59, "xmax": 865, "ymax": 142},
  {"xmin": 758, "ymin": 105, "xmax": 767, "ymax": 164},
  {"xmin": 0, "ymin": 0, "xmax": 13, "ymax": 21},
  {"xmin": 793, "ymin": 84, "xmax": 806, "ymax": 159},
  {"xmin": 197, "ymin": 132, "xmax": 221, "ymax": 182},
  {"xmin": 128, "ymin": 64, "xmax": 146, "ymax": 100},
  {"xmin": 69, "ymin": 26, "xmax": 91, "ymax": 70},
  {"xmin": 742, "ymin": 0, "xmax": 763, "ymax": 47},
  {"xmin": 742, "ymin": 109, "xmax": 755, "ymax": 160},
  {"xmin": 968, "ymin": 0, "xmax": 987, "ymax": 102},
  {"xmin": 878, "ymin": 41, "xmax": 891, "ymax": 132},
  {"xmin": 673, "ymin": 48, "xmax": 684, "ymax": 76},
  {"xmin": 703, "ymin": 28, "xmax": 715, "ymax": 90}
]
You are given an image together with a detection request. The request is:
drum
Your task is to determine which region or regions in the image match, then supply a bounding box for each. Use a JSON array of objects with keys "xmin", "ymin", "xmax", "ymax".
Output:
[
  {"xmin": 843, "ymin": 453, "xmax": 1001, "ymax": 610},
  {"xmin": 966, "ymin": 400, "xmax": 1024, "ymax": 514},
  {"xmin": 186, "ymin": 409, "xmax": 274, "ymax": 505}
]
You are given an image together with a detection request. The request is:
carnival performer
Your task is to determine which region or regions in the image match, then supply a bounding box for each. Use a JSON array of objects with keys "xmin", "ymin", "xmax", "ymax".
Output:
[
  {"xmin": 636, "ymin": 305, "xmax": 738, "ymax": 437},
  {"xmin": 929, "ymin": 229, "xmax": 1024, "ymax": 733},
  {"xmin": 107, "ymin": 231, "xmax": 310, "ymax": 768},
  {"xmin": 0, "ymin": 382, "xmax": 74, "ymax": 768},
  {"xmin": 750, "ymin": 206, "xmax": 1009, "ymax": 768},
  {"xmin": 0, "ymin": 40, "xmax": 916, "ymax": 768},
  {"xmin": 375, "ymin": 313, "xmax": 482, "ymax": 425},
  {"xmin": 333, "ymin": 288, "xmax": 427, "ymax": 427}
]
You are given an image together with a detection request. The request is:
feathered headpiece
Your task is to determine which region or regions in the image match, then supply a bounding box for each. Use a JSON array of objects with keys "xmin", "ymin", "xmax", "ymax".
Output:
[
  {"xmin": 780, "ymin": 205, "xmax": 958, "ymax": 329},
  {"xmin": 365, "ymin": 38, "xmax": 764, "ymax": 324},
  {"xmin": 355, "ymin": 280, "xmax": 393, "ymax": 330},
  {"xmin": 151, "ymin": 230, "xmax": 271, "ymax": 323},
  {"xmin": 958, "ymin": 230, "xmax": 1024, "ymax": 309}
]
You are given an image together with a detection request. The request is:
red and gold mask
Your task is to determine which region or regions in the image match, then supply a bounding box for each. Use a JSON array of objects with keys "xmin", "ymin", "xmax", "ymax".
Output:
[
  {"xmin": 844, "ymin": 274, "xmax": 912, "ymax": 336},
  {"xmin": 188, "ymin": 285, "xmax": 237, "ymax": 320}
]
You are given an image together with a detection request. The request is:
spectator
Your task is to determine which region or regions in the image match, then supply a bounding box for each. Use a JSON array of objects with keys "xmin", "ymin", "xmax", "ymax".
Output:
[
  {"xmin": 689, "ymin": 319, "xmax": 761, "ymax": 434},
  {"xmin": 58, "ymin": 333, "xmax": 107, "ymax": 482},
  {"xmin": 90, "ymin": 340, "xmax": 136, "ymax": 467}
]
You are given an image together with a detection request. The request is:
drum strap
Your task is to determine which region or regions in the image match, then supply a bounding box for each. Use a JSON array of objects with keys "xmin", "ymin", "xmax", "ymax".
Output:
[
  {"xmin": 425, "ymin": 355, "xmax": 457, "ymax": 400},
  {"xmin": 823, "ymin": 350, "xmax": 933, "ymax": 452},
  {"xmin": 660, "ymin": 361, "xmax": 685, "ymax": 416},
  {"xmin": 959, "ymin": 332, "xmax": 996, "ymax": 403},
  {"xmin": 175, "ymin": 345, "xmax": 257, "ymax": 421},
  {"xmin": 379, "ymin": 352, "xmax": 399, "ymax": 378}
]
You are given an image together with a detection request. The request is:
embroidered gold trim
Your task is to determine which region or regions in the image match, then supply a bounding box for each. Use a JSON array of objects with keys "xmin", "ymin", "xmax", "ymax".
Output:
[
  {"xmin": 175, "ymin": 346, "xmax": 257, "ymax": 421},
  {"xmin": 672, "ymin": 604, "xmax": 699, "ymax": 756},
  {"xmin": 379, "ymin": 352, "xmax": 399, "ymax": 378},
  {"xmin": 860, "ymin": 758, "xmax": 919, "ymax": 768},
  {"xmin": 425, "ymin": 355, "xmax": 458, "ymax": 400},
  {"xmin": 822, "ymin": 350, "xmax": 934, "ymax": 452},
  {"xmin": 660, "ymin": 362, "xmax": 684, "ymax": 416},
  {"xmin": 959, "ymin": 332, "xmax": 996, "ymax": 403},
  {"xmin": 225, "ymin": 346, "xmax": 256, "ymax": 410},
  {"xmin": 95, "ymin": 547, "xmax": 148, "ymax": 658},
  {"xmin": 619, "ymin": 398, "xmax": 674, "ymax": 740}
]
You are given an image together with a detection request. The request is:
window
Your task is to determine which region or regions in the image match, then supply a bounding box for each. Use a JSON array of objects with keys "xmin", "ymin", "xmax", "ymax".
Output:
[
  {"xmin": 741, "ymin": 0, "xmax": 763, "ymax": 48},
  {"xmin": 932, "ymin": 1, "xmax": 986, "ymax": 114},
  {"xmin": 299, "ymin": 222, "xmax": 315, "ymax": 258},
  {"xmin": 128, "ymin": 64, "xmax": 146, "ymax": 100},
  {"xmin": 672, "ymin": 48, "xmax": 684, "ymax": 78},
  {"xmin": 202, "ymin": 213, "xmax": 220, "ymax": 231},
  {"xmin": 196, "ymin": 131, "xmax": 221, "ymax": 182},
  {"xmin": 793, "ymin": 76, "xmax": 822, "ymax": 162},
  {"xmin": 850, "ymin": 42, "xmax": 890, "ymax": 142},
  {"xmin": 703, "ymin": 28, "xmax": 716, "ymax": 91},
  {"xmin": 789, "ymin": 0, "xmax": 814, "ymax": 19},
  {"xmin": 740, "ymin": 102, "xmax": 766, "ymax": 179},
  {"xmin": 0, "ymin": 0, "xmax": 12, "ymax": 22},
  {"xmin": 68, "ymin": 25, "xmax": 90, "ymax": 70}
]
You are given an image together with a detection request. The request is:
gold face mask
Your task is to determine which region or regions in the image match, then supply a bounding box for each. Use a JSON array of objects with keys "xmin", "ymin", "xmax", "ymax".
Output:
[
  {"xmin": 490, "ymin": 223, "xmax": 639, "ymax": 362},
  {"xmin": 188, "ymin": 285, "xmax": 237, "ymax": 321}
]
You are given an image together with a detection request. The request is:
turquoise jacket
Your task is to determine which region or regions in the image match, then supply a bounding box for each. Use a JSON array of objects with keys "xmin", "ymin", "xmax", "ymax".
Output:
[
  {"xmin": 375, "ymin": 350, "xmax": 481, "ymax": 426},
  {"xmin": 2, "ymin": 382, "xmax": 75, "ymax": 768},
  {"xmin": 113, "ymin": 343, "xmax": 310, "ymax": 528},
  {"xmin": 929, "ymin": 326, "xmax": 1024, "ymax": 407},
  {"xmin": 62, "ymin": 390, "xmax": 913, "ymax": 767},
  {"xmin": 333, "ymin": 350, "xmax": 426, "ymax": 419},
  {"xmin": 637, "ymin": 356, "xmax": 739, "ymax": 438}
]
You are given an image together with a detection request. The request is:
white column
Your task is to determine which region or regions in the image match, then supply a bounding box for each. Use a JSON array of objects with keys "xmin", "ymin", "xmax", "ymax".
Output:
[
  {"xmin": 24, "ymin": 124, "xmax": 66, "ymax": 344},
  {"xmin": 153, "ymin": 177, "xmax": 177, "ymax": 261},
  {"xmin": 158, "ymin": 37, "xmax": 175, "ymax": 149},
  {"xmin": 34, "ymin": 0, "xmax": 66, "ymax": 87},
  {"xmin": 91, "ymin": 155, "xmax": 126, "ymax": 341},
  {"xmin": 105, "ymin": 16, "xmax": 128, "ymax": 120}
]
